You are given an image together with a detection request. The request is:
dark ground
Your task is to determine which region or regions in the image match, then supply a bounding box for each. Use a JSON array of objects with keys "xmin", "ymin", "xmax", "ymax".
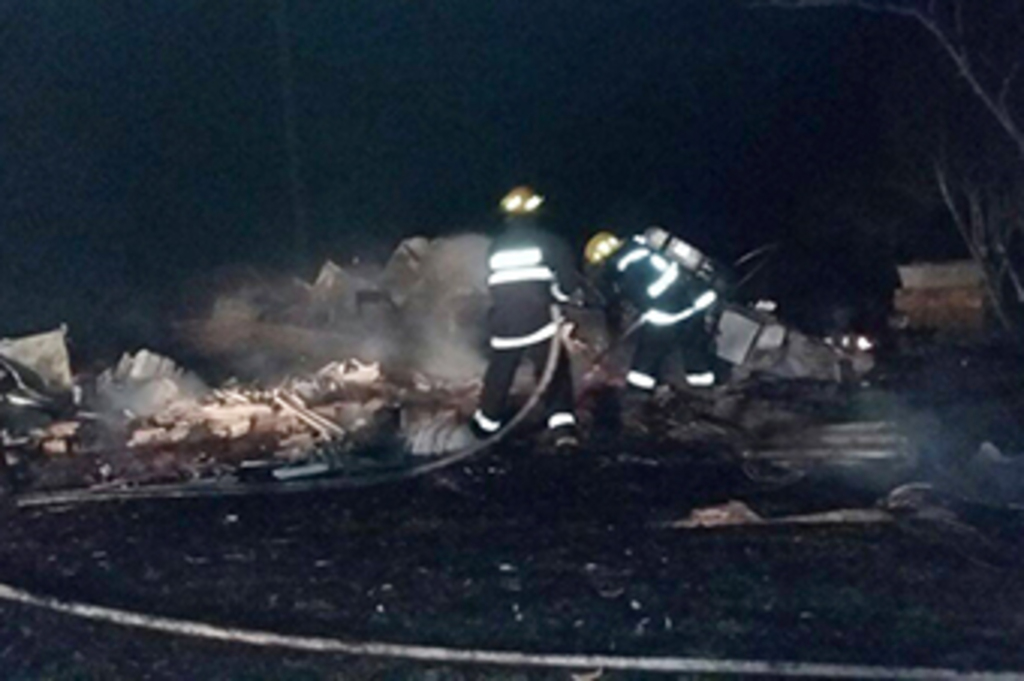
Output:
[{"xmin": 1, "ymin": 342, "xmax": 1024, "ymax": 680}]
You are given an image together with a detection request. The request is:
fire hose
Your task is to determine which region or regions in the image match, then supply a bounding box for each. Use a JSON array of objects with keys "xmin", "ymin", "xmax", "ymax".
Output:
[
  {"xmin": 4, "ymin": 313, "xmax": 1014, "ymax": 678},
  {"xmin": 0, "ymin": 576, "xmax": 1016, "ymax": 681},
  {"xmin": 15, "ymin": 310, "xmax": 566, "ymax": 508}
]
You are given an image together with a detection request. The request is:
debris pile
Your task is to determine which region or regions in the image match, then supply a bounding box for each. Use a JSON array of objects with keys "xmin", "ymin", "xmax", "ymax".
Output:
[
  {"xmin": 0, "ymin": 236, "xmax": 892, "ymax": 496},
  {"xmin": 5, "ymin": 343, "xmax": 487, "ymax": 491}
]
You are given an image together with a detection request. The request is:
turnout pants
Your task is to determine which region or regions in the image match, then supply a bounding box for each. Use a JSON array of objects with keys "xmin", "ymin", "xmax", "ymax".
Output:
[
  {"xmin": 477, "ymin": 338, "xmax": 576, "ymax": 435},
  {"xmin": 630, "ymin": 315, "xmax": 715, "ymax": 391}
]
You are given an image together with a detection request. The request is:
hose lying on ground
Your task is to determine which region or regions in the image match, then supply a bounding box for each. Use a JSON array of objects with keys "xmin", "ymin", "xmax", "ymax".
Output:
[
  {"xmin": 16, "ymin": 312, "xmax": 565, "ymax": 508},
  {"xmin": 0, "ymin": 579, "xmax": 1017, "ymax": 680}
]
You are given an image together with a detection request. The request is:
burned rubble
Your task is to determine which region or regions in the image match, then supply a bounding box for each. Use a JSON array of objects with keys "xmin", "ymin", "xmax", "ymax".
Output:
[
  {"xmin": 0, "ymin": 234, "xmax": 910, "ymax": 508},
  {"xmin": 1, "ymin": 242, "xmax": 1022, "ymax": 681}
]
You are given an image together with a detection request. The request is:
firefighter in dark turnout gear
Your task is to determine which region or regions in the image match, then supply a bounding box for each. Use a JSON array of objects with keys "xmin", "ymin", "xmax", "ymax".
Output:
[
  {"xmin": 471, "ymin": 186, "xmax": 580, "ymax": 448},
  {"xmin": 586, "ymin": 227, "xmax": 721, "ymax": 393}
]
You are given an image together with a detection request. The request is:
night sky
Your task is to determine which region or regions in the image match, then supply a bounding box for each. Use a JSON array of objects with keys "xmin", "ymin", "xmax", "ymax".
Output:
[{"xmin": 0, "ymin": 0, "xmax": 950, "ymax": 347}]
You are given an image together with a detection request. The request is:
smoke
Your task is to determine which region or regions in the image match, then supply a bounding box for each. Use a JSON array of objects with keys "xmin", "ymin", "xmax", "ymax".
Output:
[
  {"xmin": 393, "ymin": 234, "xmax": 490, "ymax": 382},
  {"xmin": 180, "ymin": 234, "xmax": 492, "ymax": 384},
  {"xmin": 95, "ymin": 349, "xmax": 209, "ymax": 419}
]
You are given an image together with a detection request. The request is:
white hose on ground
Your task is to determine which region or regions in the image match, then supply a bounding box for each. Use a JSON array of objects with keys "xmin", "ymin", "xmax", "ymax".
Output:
[{"xmin": 0, "ymin": 580, "xmax": 1016, "ymax": 679}]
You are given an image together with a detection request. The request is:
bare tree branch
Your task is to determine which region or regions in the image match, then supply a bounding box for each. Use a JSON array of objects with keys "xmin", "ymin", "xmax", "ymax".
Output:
[
  {"xmin": 763, "ymin": 0, "xmax": 1024, "ymax": 331},
  {"xmin": 934, "ymin": 162, "xmax": 1014, "ymax": 331},
  {"xmin": 913, "ymin": 9, "xmax": 1024, "ymax": 159},
  {"xmin": 761, "ymin": 0, "xmax": 1024, "ymax": 159}
]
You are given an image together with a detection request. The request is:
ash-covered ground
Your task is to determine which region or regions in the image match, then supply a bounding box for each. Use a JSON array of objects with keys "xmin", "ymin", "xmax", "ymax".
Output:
[{"xmin": 1, "ymin": 342, "xmax": 1023, "ymax": 679}]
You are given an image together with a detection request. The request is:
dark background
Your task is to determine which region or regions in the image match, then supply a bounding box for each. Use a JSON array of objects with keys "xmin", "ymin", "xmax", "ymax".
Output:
[{"xmin": 0, "ymin": 0, "xmax": 984, "ymax": 354}]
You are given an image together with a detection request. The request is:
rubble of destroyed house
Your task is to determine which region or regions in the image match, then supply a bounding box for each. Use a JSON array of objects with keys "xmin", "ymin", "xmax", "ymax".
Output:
[{"xmin": 0, "ymin": 235, "xmax": 907, "ymax": 501}]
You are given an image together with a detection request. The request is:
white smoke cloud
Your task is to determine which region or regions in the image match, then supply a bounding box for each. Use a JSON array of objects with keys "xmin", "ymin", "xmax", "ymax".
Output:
[{"xmin": 187, "ymin": 234, "xmax": 493, "ymax": 384}]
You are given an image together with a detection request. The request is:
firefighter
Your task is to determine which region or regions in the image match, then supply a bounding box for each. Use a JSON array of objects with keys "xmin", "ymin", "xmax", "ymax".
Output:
[
  {"xmin": 585, "ymin": 226, "xmax": 721, "ymax": 395},
  {"xmin": 470, "ymin": 186, "xmax": 580, "ymax": 449}
]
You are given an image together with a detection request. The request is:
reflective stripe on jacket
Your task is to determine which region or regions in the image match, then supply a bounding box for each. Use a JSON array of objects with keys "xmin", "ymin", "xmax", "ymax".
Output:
[
  {"xmin": 610, "ymin": 237, "xmax": 716, "ymax": 326},
  {"xmin": 486, "ymin": 219, "xmax": 576, "ymax": 343}
]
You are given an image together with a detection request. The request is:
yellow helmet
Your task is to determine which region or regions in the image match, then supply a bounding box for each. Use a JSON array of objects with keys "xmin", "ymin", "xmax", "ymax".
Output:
[
  {"xmin": 500, "ymin": 185, "xmax": 544, "ymax": 214},
  {"xmin": 585, "ymin": 231, "xmax": 623, "ymax": 265}
]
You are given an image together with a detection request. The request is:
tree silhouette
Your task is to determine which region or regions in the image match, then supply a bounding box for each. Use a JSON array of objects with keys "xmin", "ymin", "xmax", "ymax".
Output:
[{"xmin": 762, "ymin": 0, "xmax": 1024, "ymax": 331}]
